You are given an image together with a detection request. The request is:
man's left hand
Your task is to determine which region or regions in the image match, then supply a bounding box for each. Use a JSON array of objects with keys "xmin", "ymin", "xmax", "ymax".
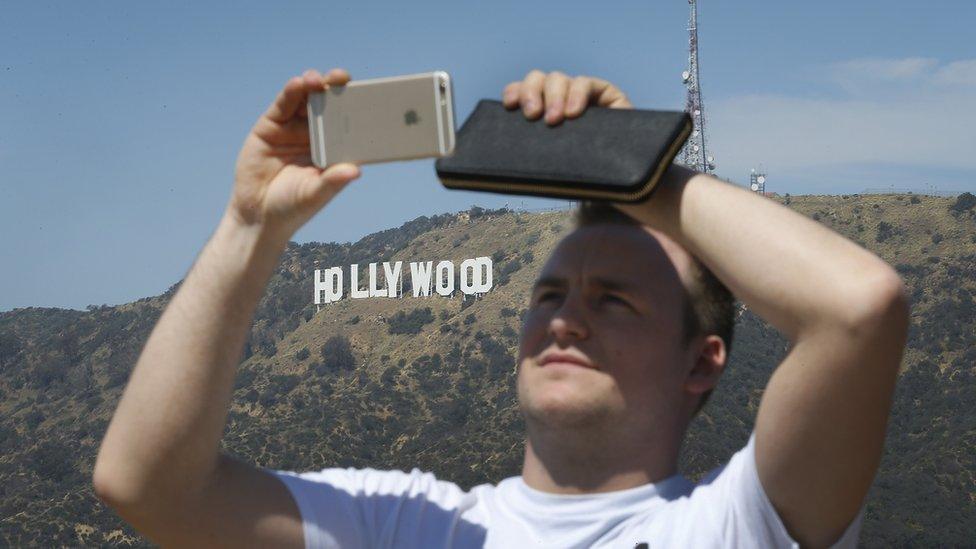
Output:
[{"xmin": 501, "ymin": 70, "xmax": 633, "ymax": 126}]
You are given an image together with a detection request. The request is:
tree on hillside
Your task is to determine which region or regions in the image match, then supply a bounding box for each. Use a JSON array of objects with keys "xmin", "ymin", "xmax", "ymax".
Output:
[
  {"xmin": 320, "ymin": 335, "xmax": 355, "ymax": 371},
  {"xmin": 949, "ymin": 192, "xmax": 975, "ymax": 213}
]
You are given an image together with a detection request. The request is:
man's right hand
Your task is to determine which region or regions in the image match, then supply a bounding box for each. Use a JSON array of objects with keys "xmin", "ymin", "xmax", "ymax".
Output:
[{"xmin": 229, "ymin": 68, "xmax": 361, "ymax": 241}]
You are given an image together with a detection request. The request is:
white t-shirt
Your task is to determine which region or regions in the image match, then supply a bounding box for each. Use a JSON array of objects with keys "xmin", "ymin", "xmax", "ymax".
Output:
[{"xmin": 266, "ymin": 433, "xmax": 863, "ymax": 548}]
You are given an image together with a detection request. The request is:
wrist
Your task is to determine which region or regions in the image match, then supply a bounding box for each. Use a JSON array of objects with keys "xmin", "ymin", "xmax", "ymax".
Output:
[
  {"xmin": 618, "ymin": 164, "xmax": 697, "ymax": 231},
  {"xmin": 214, "ymin": 207, "xmax": 290, "ymax": 272},
  {"xmin": 220, "ymin": 205, "xmax": 290, "ymax": 249}
]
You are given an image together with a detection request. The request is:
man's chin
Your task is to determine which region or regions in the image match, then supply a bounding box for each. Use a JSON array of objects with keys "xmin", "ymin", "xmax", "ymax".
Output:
[{"xmin": 518, "ymin": 385, "xmax": 615, "ymax": 430}]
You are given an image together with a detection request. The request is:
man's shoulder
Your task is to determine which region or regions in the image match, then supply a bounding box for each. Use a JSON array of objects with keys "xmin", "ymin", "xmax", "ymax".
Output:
[
  {"xmin": 689, "ymin": 434, "xmax": 756, "ymax": 490},
  {"xmin": 648, "ymin": 436, "xmax": 758, "ymax": 521},
  {"xmin": 261, "ymin": 466, "xmax": 497, "ymax": 547},
  {"xmin": 266, "ymin": 464, "xmax": 498, "ymax": 506}
]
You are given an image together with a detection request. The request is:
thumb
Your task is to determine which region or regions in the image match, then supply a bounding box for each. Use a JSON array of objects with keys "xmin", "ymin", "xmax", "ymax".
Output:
[
  {"xmin": 303, "ymin": 162, "xmax": 361, "ymax": 207},
  {"xmin": 321, "ymin": 162, "xmax": 361, "ymax": 187}
]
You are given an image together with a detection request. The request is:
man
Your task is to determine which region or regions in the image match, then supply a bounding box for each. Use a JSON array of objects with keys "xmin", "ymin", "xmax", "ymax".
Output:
[{"xmin": 93, "ymin": 68, "xmax": 909, "ymax": 548}]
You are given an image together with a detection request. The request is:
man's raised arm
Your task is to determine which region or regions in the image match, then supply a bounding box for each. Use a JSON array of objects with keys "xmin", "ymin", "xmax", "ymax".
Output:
[
  {"xmin": 504, "ymin": 68, "xmax": 907, "ymax": 545},
  {"xmin": 619, "ymin": 166, "xmax": 909, "ymax": 547},
  {"xmin": 93, "ymin": 68, "xmax": 362, "ymax": 547}
]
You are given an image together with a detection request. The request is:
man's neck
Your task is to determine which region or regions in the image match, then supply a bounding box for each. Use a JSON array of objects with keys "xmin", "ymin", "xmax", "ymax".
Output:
[{"xmin": 520, "ymin": 423, "xmax": 682, "ymax": 495}]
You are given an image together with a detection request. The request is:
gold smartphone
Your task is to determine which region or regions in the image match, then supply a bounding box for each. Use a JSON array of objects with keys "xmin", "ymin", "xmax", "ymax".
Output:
[{"xmin": 307, "ymin": 71, "xmax": 456, "ymax": 168}]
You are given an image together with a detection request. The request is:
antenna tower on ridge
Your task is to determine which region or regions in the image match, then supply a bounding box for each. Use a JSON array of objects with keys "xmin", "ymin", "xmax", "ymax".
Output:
[
  {"xmin": 750, "ymin": 168, "xmax": 767, "ymax": 194},
  {"xmin": 680, "ymin": 0, "xmax": 715, "ymax": 174}
]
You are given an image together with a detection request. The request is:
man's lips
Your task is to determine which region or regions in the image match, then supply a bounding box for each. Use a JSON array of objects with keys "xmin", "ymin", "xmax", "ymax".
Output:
[{"xmin": 538, "ymin": 351, "xmax": 599, "ymax": 371}]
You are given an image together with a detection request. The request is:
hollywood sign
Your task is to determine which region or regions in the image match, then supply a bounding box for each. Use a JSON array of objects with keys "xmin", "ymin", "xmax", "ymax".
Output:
[{"xmin": 314, "ymin": 257, "xmax": 493, "ymax": 305}]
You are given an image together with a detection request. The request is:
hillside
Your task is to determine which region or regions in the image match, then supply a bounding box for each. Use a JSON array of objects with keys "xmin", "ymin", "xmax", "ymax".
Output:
[{"xmin": 1, "ymin": 194, "xmax": 974, "ymax": 547}]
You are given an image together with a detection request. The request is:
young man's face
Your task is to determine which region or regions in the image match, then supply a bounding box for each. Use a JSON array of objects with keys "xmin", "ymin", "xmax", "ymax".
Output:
[{"xmin": 516, "ymin": 224, "xmax": 700, "ymax": 437}]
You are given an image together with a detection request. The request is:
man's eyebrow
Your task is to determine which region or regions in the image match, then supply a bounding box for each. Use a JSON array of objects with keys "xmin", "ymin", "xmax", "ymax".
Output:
[
  {"xmin": 533, "ymin": 276, "xmax": 567, "ymax": 290},
  {"xmin": 590, "ymin": 277, "xmax": 637, "ymax": 294},
  {"xmin": 532, "ymin": 276, "xmax": 638, "ymax": 294}
]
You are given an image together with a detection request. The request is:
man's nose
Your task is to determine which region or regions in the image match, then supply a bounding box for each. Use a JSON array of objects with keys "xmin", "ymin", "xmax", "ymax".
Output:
[{"xmin": 549, "ymin": 292, "xmax": 589, "ymax": 342}]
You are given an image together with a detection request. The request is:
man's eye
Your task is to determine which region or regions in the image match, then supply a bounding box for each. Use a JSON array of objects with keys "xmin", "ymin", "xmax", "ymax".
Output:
[
  {"xmin": 536, "ymin": 291, "xmax": 561, "ymax": 302},
  {"xmin": 600, "ymin": 294, "xmax": 630, "ymax": 307}
]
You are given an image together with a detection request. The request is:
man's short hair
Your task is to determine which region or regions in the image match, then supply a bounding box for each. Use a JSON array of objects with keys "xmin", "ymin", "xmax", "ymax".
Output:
[{"xmin": 573, "ymin": 201, "xmax": 735, "ymax": 412}]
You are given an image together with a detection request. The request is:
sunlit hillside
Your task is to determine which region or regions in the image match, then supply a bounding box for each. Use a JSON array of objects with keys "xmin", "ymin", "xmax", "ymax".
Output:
[{"xmin": 1, "ymin": 193, "xmax": 974, "ymax": 546}]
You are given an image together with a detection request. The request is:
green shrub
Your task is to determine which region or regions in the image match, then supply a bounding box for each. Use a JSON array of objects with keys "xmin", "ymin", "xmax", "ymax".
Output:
[
  {"xmin": 234, "ymin": 367, "xmax": 258, "ymax": 389},
  {"xmin": 877, "ymin": 221, "xmax": 895, "ymax": 243},
  {"xmin": 320, "ymin": 335, "xmax": 356, "ymax": 371},
  {"xmin": 269, "ymin": 374, "xmax": 300, "ymax": 394},
  {"xmin": 949, "ymin": 192, "xmax": 976, "ymax": 213},
  {"xmin": 497, "ymin": 260, "xmax": 522, "ymax": 285},
  {"xmin": 387, "ymin": 307, "xmax": 435, "ymax": 335}
]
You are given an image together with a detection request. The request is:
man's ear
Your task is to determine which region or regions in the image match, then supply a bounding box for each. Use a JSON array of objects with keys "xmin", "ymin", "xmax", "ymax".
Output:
[{"xmin": 684, "ymin": 334, "xmax": 727, "ymax": 396}]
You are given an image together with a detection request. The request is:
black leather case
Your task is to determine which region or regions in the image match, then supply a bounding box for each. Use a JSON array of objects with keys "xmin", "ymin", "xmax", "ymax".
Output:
[{"xmin": 435, "ymin": 99, "xmax": 691, "ymax": 202}]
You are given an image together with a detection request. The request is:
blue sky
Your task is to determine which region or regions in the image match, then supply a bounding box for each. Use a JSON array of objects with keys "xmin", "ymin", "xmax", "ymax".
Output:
[{"xmin": 2, "ymin": 1, "xmax": 974, "ymax": 311}]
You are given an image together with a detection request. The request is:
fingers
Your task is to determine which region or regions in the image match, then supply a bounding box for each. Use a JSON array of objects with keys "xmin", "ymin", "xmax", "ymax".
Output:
[
  {"xmin": 252, "ymin": 113, "xmax": 312, "ymax": 144},
  {"xmin": 264, "ymin": 76, "xmax": 306, "ymax": 123},
  {"xmin": 542, "ymin": 71, "xmax": 571, "ymax": 125},
  {"xmin": 565, "ymin": 76, "xmax": 593, "ymax": 118},
  {"xmin": 519, "ymin": 70, "xmax": 546, "ymax": 120},
  {"xmin": 502, "ymin": 82, "xmax": 521, "ymax": 109},
  {"xmin": 264, "ymin": 68, "xmax": 351, "ymax": 124},
  {"xmin": 502, "ymin": 70, "xmax": 633, "ymax": 125},
  {"xmin": 514, "ymin": 70, "xmax": 572, "ymax": 125},
  {"xmin": 586, "ymin": 76, "xmax": 632, "ymax": 109}
]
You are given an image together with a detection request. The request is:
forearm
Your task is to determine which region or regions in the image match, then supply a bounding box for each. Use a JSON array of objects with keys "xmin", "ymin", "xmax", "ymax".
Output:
[
  {"xmin": 623, "ymin": 165, "xmax": 908, "ymax": 545},
  {"xmin": 620, "ymin": 165, "xmax": 903, "ymax": 340},
  {"xmin": 94, "ymin": 208, "xmax": 287, "ymax": 507}
]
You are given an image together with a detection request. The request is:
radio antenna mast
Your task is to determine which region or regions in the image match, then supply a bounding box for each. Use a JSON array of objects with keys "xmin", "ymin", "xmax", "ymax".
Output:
[{"xmin": 680, "ymin": 0, "xmax": 715, "ymax": 173}]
